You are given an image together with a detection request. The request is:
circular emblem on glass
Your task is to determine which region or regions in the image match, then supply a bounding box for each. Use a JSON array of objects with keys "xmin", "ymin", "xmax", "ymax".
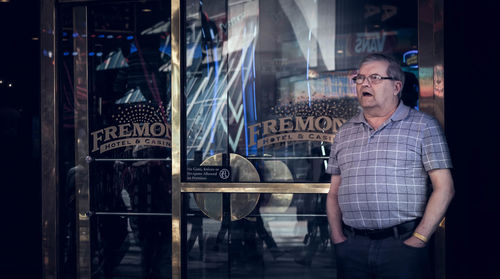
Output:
[{"xmin": 219, "ymin": 168, "xmax": 230, "ymax": 180}]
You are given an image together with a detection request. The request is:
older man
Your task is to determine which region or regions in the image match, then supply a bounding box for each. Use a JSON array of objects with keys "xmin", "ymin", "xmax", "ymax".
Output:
[{"xmin": 326, "ymin": 53, "xmax": 454, "ymax": 279}]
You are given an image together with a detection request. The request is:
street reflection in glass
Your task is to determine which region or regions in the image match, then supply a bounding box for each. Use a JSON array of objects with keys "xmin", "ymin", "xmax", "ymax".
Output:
[
  {"xmin": 185, "ymin": 193, "xmax": 337, "ymax": 279},
  {"xmin": 183, "ymin": 0, "xmax": 418, "ymax": 184},
  {"xmin": 58, "ymin": 2, "xmax": 173, "ymax": 278},
  {"xmin": 56, "ymin": 0, "xmax": 420, "ymax": 277},
  {"xmin": 92, "ymin": 215, "xmax": 172, "ymax": 278}
]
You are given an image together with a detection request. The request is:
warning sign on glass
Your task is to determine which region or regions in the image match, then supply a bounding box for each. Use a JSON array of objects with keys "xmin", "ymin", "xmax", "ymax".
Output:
[{"xmin": 186, "ymin": 166, "xmax": 231, "ymax": 182}]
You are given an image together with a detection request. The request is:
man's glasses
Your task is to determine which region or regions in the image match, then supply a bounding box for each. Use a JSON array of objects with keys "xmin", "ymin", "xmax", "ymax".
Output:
[{"xmin": 352, "ymin": 74, "xmax": 398, "ymax": 85}]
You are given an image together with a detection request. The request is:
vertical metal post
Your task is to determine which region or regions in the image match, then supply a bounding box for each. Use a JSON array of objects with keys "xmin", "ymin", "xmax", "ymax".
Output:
[
  {"xmin": 41, "ymin": 0, "xmax": 59, "ymax": 278},
  {"xmin": 73, "ymin": 6, "xmax": 91, "ymax": 279},
  {"xmin": 171, "ymin": 0, "xmax": 182, "ymax": 278},
  {"xmin": 418, "ymin": 0, "xmax": 446, "ymax": 278}
]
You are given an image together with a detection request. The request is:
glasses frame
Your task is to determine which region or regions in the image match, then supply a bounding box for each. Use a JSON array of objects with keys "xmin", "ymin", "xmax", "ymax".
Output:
[{"xmin": 352, "ymin": 74, "xmax": 399, "ymax": 85}]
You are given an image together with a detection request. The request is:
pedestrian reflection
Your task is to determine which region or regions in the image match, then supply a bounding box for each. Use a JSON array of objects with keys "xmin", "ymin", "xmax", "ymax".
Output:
[
  {"xmin": 214, "ymin": 196, "xmax": 284, "ymax": 269},
  {"xmin": 186, "ymin": 193, "xmax": 204, "ymax": 261},
  {"xmin": 88, "ymin": 160, "xmax": 171, "ymax": 278},
  {"xmin": 127, "ymin": 161, "xmax": 172, "ymax": 278},
  {"xmin": 293, "ymin": 148, "xmax": 333, "ymax": 267},
  {"xmin": 254, "ymin": 204, "xmax": 285, "ymax": 260},
  {"xmin": 294, "ymin": 194, "xmax": 331, "ymax": 266}
]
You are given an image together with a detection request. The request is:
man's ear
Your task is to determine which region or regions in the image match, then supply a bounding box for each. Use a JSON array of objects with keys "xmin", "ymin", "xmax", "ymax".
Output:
[{"xmin": 393, "ymin": 81, "xmax": 402, "ymax": 96}]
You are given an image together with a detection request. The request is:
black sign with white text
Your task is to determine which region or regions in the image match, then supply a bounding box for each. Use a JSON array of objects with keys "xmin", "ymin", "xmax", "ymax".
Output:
[{"xmin": 186, "ymin": 166, "xmax": 231, "ymax": 182}]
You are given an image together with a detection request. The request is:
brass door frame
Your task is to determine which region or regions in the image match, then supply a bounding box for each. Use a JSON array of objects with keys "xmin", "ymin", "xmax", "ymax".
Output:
[
  {"xmin": 417, "ymin": 0, "xmax": 446, "ymax": 278},
  {"xmin": 41, "ymin": 1, "xmax": 58, "ymax": 279},
  {"xmin": 72, "ymin": 6, "xmax": 91, "ymax": 279},
  {"xmin": 171, "ymin": 0, "xmax": 182, "ymax": 278},
  {"xmin": 41, "ymin": 1, "xmax": 446, "ymax": 279}
]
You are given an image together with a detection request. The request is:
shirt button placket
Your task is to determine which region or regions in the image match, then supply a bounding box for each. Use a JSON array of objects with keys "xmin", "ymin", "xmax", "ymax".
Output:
[{"xmin": 368, "ymin": 127, "xmax": 375, "ymax": 143}]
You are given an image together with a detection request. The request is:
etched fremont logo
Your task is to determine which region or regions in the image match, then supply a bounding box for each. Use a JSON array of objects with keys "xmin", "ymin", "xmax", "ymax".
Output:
[
  {"xmin": 90, "ymin": 103, "xmax": 171, "ymax": 154},
  {"xmin": 248, "ymin": 116, "xmax": 347, "ymax": 149}
]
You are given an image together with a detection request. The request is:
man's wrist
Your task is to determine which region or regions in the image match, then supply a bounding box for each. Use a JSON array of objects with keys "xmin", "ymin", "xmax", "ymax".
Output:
[
  {"xmin": 412, "ymin": 232, "xmax": 428, "ymax": 243},
  {"xmin": 331, "ymin": 231, "xmax": 347, "ymax": 243}
]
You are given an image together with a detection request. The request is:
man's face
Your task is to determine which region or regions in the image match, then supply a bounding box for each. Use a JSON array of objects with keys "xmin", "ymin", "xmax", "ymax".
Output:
[{"xmin": 356, "ymin": 60, "xmax": 401, "ymax": 113}]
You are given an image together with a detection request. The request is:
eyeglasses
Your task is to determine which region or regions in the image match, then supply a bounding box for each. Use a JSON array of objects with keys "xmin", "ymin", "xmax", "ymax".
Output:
[{"xmin": 352, "ymin": 74, "xmax": 398, "ymax": 85}]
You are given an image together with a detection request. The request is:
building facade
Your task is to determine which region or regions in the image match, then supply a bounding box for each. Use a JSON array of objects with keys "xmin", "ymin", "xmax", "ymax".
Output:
[{"xmin": 40, "ymin": 0, "xmax": 447, "ymax": 278}]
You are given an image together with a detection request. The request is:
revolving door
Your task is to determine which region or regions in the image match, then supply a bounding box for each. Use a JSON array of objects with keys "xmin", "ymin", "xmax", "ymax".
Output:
[{"xmin": 41, "ymin": 0, "xmax": 445, "ymax": 278}]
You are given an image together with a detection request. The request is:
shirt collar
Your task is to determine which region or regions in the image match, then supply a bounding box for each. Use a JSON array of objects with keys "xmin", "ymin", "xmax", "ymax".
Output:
[
  {"xmin": 390, "ymin": 101, "xmax": 410, "ymax": 121},
  {"xmin": 352, "ymin": 101, "xmax": 410, "ymax": 125}
]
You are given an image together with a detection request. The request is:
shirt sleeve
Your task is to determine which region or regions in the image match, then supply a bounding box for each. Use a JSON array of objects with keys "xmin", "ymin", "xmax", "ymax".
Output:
[
  {"xmin": 421, "ymin": 116, "xmax": 453, "ymax": 171},
  {"xmin": 326, "ymin": 132, "xmax": 341, "ymax": 175}
]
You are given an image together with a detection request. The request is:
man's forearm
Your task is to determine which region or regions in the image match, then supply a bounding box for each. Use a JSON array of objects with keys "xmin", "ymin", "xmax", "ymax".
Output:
[
  {"xmin": 327, "ymin": 193, "xmax": 345, "ymax": 242},
  {"xmin": 327, "ymin": 175, "xmax": 346, "ymax": 243},
  {"xmin": 414, "ymin": 183, "xmax": 454, "ymax": 238},
  {"xmin": 411, "ymin": 168, "xmax": 455, "ymax": 244}
]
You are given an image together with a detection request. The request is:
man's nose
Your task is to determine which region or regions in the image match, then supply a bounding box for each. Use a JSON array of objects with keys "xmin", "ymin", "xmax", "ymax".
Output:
[
  {"xmin": 361, "ymin": 77, "xmax": 371, "ymax": 86},
  {"xmin": 359, "ymin": 78, "xmax": 371, "ymax": 87}
]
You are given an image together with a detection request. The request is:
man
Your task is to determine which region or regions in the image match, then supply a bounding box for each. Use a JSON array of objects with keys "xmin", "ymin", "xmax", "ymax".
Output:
[{"xmin": 326, "ymin": 53, "xmax": 454, "ymax": 279}]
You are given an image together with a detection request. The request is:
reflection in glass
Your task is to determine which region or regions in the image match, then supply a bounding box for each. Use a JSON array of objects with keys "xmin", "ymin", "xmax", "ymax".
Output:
[
  {"xmin": 185, "ymin": 193, "xmax": 336, "ymax": 278},
  {"xmin": 83, "ymin": 4, "xmax": 174, "ymax": 277},
  {"xmin": 91, "ymin": 161, "xmax": 171, "ymax": 213},
  {"xmin": 184, "ymin": 0, "xmax": 418, "ymax": 183},
  {"xmin": 184, "ymin": 0, "xmax": 229, "ymax": 161},
  {"xmin": 86, "ymin": 3, "xmax": 172, "ymax": 160},
  {"xmin": 57, "ymin": 2, "xmax": 173, "ymax": 278},
  {"xmin": 92, "ymin": 215, "xmax": 172, "ymax": 278},
  {"xmin": 58, "ymin": 5, "xmax": 77, "ymax": 278}
]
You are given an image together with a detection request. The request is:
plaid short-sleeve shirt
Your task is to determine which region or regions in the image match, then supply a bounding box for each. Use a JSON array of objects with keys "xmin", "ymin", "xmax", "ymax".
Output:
[{"xmin": 326, "ymin": 103, "xmax": 452, "ymax": 229}]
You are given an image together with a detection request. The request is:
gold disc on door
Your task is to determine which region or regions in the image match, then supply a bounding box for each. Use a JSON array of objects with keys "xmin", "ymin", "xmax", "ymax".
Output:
[
  {"xmin": 194, "ymin": 153, "xmax": 260, "ymax": 221},
  {"xmin": 257, "ymin": 160, "xmax": 294, "ymax": 214}
]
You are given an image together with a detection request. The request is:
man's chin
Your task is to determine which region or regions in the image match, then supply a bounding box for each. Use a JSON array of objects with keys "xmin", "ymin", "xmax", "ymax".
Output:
[{"xmin": 358, "ymin": 99, "xmax": 375, "ymax": 109}]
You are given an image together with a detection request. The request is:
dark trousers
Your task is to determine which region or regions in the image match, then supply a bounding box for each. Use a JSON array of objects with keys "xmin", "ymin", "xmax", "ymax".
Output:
[{"xmin": 334, "ymin": 229, "xmax": 430, "ymax": 279}]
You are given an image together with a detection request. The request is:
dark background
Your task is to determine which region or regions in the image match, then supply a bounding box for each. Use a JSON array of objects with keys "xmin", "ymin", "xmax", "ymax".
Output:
[
  {"xmin": 444, "ymin": 1, "xmax": 500, "ymax": 278},
  {"xmin": 0, "ymin": 0, "xmax": 41, "ymax": 278},
  {"xmin": 0, "ymin": 0, "xmax": 498, "ymax": 278}
]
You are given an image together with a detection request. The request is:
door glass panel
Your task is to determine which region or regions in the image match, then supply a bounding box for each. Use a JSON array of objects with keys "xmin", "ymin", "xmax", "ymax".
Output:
[
  {"xmin": 58, "ymin": 1, "xmax": 172, "ymax": 278},
  {"xmin": 183, "ymin": 0, "xmax": 418, "ymax": 183},
  {"xmin": 88, "ymin": 3, "xmax": 172, "ymax": 161},
  {"xmin": 91, "ymin": 160, "xmax": 171, "ymax": 213},
  {"xmin": 185, "ymin": 193, "xmax": 335, "ymax": 278},
  {"xmin": 182, "ymin": 1, "xmax": 418, "ymax": 278},
  {"xmin": 92, "ymin": 215, "xmax": 172, "ymax": 278},
  {"xmin": 87, "ymin": 2, "xmax": 173, "ymax": 277},
  {"xmin": 58, "ymin": 5, "xmax": 77, "ymax": 278}
]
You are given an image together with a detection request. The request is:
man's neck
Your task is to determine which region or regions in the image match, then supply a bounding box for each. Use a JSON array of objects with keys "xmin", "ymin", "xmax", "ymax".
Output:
[{"xmin": 363, "ymin": 104, "xmax": 399, "ymax": 130}]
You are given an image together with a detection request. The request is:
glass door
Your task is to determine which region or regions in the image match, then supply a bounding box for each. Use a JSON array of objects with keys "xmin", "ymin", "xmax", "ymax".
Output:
[
  {"xmin": 49, "ymin": 0, "xmax": 444, "ymax": 278},
  {"xmin": 178, "ymin": 1, "xmax": 422, "ymax": 278},
  {"xmin": 57, "ymin": 1, "xmax": 173, "ymax": 278}
]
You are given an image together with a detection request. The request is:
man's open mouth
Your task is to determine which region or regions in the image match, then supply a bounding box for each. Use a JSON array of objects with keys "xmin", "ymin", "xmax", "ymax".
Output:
[{"xmin": 362, "ymin": 92, "xmax": 373, "ymax": 96}]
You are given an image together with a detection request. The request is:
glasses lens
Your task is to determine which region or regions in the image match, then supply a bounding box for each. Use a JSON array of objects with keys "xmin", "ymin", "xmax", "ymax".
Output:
[
  {"xmin": 368, "ymin": 74, "xmax": 382, "ymax": 84},
  {"xmin": 353, "ymin": 75, "xmax": 364, "ymax": 84}
]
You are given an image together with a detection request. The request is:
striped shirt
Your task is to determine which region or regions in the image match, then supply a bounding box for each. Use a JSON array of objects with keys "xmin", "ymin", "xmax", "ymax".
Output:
[{"xmin": 326, "ymin": 103, "xmax": 452, "ymax": 229}]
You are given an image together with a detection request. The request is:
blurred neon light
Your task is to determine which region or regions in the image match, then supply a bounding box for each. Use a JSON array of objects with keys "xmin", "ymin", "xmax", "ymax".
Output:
[{"xmin": 403, "ymin": 50, "xmax": 418, "ymax": 68}]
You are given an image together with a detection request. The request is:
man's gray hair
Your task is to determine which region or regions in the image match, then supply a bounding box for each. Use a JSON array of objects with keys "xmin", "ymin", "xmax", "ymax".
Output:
[{"xmin": 359, "ymin": 53, "xmax": 405, "ymax": 95}]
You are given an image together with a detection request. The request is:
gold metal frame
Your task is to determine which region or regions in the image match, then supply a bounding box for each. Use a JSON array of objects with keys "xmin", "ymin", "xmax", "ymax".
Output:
[
  {"xmin": 40, "ymin": 0, "xmax": 447, "ymax": 278},
  {"xmin": 171, "ymin": 0, "xmax": 182, "ymax": 278},
  {"xmin": 181, "ymin": 183, "xmax": 328, "ymax": 193},
  {"xmin": 73, "ymin": 6, "xmax": 91, "ymax": 279},
  {"xmin": 417, "ymin": 0, "xmax": 446, "ymax": 278},
  {"xmin": 41, "ymin": 0, "xmax": 59, "ymax": 278}
]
